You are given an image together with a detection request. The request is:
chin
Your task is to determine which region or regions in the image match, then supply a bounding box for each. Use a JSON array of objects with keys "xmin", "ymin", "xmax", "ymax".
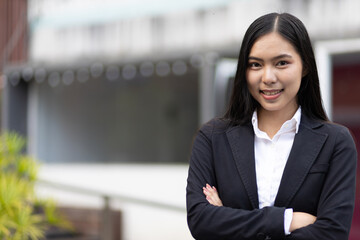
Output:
[{"xmin": 259, "ymin": 103, "xmax": 282, "ymax": 112}]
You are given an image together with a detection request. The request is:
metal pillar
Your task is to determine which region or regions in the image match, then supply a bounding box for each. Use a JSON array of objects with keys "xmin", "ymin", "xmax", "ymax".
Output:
[{"xmin": 101, "ymin": 196, "xmax": 113, "ymax": 240}]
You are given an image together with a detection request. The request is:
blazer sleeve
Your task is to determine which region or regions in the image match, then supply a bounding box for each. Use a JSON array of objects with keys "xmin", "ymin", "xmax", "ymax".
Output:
[
  {"xmin": 287, "ymin": 126, "xmax": 357, "ymax": 240},
  {"xmin": 186, "ymin": 121, "xmax": 286, "ymax": 240}
]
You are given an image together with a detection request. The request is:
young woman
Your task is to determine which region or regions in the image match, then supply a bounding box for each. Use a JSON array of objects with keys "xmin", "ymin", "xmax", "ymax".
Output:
[{"xmin": 186, "ymin": 13, "xmax": 357, "ymax": 240}]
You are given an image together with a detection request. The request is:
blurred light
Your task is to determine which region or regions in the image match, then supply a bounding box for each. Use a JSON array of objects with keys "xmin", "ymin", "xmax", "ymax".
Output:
[
  {"xmin": 35, "ymin": 68, "xmax": 47, "ymax": 83},
  {"xmin": 140, "ymin": 62, "xmax": 154, "ymax": 77},
  {"xmin": 205, "ymin": 52, "xmax": 219, "ymax": 65},
  {"xmin": 0, "ymin": 74, "xmax": 7, "ymax": 89},
  {"xmin": 22, "ymin": 67, "xmax": 34, "ymax": 82},
  {"xmin": 62, "ymin": 70, "xmax": 75, "ymax": 86},
  {"xmin": 172, "ymin": 61, "xmax": 187, "ymax": 76},
  {"xmin": 9, "ymin": 71, "xmax": 20, "ymax": 86},
  {"xmin": 90, "ymin": 62, "xmax": 104, "ymax": 78},
  {"xmin": 77, "ymin": 68, "xmax": 89, "ymax": 83},
  {"xmin": 156, "ymin": 61, "xmax": 170, "ymax": 76},
  {"xmin": 106, "ymin": 65, "xmax": 120, "ymax": 81},
  {"xmin": 190, "ymin": 54, "xmax": 204, "ymax": 68},
  {"xmin": 48, "ymin": 72, "xmax": 61, "ymax": 87},
  {"xmin": 122, "ymin": 64, "xmax": 137, "ymax": 80}
]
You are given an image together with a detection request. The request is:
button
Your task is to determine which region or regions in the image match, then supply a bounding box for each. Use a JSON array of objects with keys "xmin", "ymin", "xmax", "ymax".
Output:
[
  {"xmin": 256, "ymin": 233, "xmax": 271, "ymax": 240},
  {"xmin": 257, "ymin": 233, "xmax": 266, "ymax": 240}
]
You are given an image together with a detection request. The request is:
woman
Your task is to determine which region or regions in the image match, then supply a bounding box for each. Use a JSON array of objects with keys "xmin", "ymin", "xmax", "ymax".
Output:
[{"xmin": 186, "ymin": 13, "xmax": 357, "ymax": 240}]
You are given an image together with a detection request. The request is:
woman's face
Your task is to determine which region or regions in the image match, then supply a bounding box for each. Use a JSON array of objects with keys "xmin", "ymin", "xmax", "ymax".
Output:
[{"xmin": 246, "ymin": 32, "xmax": 303, "ymax": 116}]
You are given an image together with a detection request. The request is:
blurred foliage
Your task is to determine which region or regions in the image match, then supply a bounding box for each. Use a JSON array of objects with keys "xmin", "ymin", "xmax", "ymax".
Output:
[{"xmin": 0, "ymin": 132, "xmax": 72, "ymax": 240}]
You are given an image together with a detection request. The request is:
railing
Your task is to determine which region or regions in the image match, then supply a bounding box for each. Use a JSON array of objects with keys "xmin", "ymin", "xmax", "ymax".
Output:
[{"xmin": 37, "ymin": 179, "xmax": 186, "ymax": 240}]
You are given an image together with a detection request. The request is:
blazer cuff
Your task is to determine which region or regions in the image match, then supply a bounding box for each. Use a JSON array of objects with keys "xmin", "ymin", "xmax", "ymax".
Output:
[{"xmin": 263, "ymin": 207, "xmax": 287, "ymax": 239}]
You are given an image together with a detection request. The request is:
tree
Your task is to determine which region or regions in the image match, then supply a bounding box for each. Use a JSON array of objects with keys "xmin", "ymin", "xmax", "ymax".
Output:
[{"xmin": 0, "ymin": 132, "xmax": 71, "ymax": 240}]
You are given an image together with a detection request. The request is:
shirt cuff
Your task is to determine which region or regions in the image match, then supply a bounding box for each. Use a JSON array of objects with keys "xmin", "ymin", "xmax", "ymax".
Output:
[{"xmin": 284, "ymin": 208, "xmax": 293, "ymax": 235}]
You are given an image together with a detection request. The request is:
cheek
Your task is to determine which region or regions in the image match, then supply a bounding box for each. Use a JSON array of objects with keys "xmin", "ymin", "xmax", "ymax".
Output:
[
  {"xmin": 283, "ymin": 70, "xmax": 302, "ymax": 91},
  {"xmin": 293, "ymin": 75, "xmax": 302, "ymax": 92},
  {"xmin": 246, "ymin": 73, "xmax": 258, "ymax": 94},
  {"xmin": 292, "ymin": 65, "xmax": 303, "ymax": 87},
  {"xmin": 246, "ymin": 81, "xmax": 257, "ymax": 97}
]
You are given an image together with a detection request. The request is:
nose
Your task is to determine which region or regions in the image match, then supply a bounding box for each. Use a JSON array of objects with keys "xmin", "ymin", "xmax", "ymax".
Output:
[{"xmin": 262, "ymin": 66, "xmax": 277, "ymax": 84}]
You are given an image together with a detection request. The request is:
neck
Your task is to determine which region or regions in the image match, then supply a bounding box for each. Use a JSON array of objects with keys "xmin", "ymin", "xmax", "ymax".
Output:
[{"xmin": 257, "ymin": 106, "xmax": 298, "ymax": 139}]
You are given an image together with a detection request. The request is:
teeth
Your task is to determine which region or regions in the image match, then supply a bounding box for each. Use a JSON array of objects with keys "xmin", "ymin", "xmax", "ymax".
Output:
[{"xmin": 262, "ymin": 90, "xmax": 282, "ymax": 96}]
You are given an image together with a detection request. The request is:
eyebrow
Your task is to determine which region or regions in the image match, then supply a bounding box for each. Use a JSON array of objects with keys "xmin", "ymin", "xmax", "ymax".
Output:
[{"xmin": 248, "ymin": 54, "xmax": 293, "ymax": 62}]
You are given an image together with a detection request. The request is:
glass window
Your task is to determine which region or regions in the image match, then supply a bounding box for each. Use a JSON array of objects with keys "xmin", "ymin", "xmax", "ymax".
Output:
[{"xmin": 34, "ymin": 66, "xmax": 199, "ymax": 163}]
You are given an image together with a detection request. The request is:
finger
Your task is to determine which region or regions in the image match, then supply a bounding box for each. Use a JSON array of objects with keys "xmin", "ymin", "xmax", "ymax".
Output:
[
  {"xmin": 203, "ymin": 184, "xmax": 224, "ymax": 206},
  {"xmin": 208, "ymin": 196, "xmax": 222, "ymax": 206},
  {"xmin": 203, "ymin": 187, "xmax": 215, "ymax": 197},
  {"xmin": 206, "ymin": 184, "xmax": 217, "ymax": 193}
]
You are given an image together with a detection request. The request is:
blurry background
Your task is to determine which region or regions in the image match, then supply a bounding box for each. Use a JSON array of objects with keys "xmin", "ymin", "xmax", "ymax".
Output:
[{"xmin": 0, "ymin": 0, "xmax": 359, "ymax": 239}]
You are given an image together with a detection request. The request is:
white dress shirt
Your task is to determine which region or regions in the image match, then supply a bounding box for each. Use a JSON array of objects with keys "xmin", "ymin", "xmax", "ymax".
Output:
[{"xmin": 251, "ymin": 107, "xmax": 301, "ymax": 235}]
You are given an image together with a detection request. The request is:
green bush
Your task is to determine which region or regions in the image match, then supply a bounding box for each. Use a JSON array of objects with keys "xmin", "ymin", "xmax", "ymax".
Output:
[{"xmin": 0, "ymin": 132, "xmax": 71, "ymax": 240}]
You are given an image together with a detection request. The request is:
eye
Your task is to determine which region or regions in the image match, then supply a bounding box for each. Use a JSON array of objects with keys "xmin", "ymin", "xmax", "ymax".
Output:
[
  {"xmin": 248, "ymin": 62, "xmax": 261, "ymax": 68},
  {"xmin": 276, "ymin": 61, "xmax": 288, "ymax": 67}
]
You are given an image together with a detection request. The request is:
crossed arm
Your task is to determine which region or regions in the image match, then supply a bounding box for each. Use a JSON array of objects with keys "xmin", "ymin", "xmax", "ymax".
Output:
[
  {"xmin": 188, "ymin": 123, "xmax": 357, "ymax": 239},
  {"xmin": 202, "ymin": 184, "xmax": 317, "ymax": 233}
]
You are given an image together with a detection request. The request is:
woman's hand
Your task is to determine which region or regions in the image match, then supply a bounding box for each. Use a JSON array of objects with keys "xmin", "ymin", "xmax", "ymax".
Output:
[
  {"xmin": 290, "ymin": 212, "xmax": 317, "ymax": 232},
  {"xmin": 203, "ymin": 183, "xmax": 223, "ymax": 206}
]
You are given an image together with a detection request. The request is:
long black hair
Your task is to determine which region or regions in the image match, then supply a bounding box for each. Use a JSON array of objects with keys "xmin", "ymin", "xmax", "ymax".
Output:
[{"xmin": 224, "ymin": 12, "xmax": 328, "ymax": 125}]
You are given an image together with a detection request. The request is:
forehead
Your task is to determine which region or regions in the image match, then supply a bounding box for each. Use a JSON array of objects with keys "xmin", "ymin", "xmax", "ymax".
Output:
[{"xmin": 249, "ymin": 32, "xmax": 300, "ymax": 58}]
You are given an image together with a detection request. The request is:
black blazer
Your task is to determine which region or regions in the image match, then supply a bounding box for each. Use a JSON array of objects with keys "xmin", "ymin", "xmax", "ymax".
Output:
[{"xmin": 186, "ymin": 114, "xmax": 357, "ymax": 240}]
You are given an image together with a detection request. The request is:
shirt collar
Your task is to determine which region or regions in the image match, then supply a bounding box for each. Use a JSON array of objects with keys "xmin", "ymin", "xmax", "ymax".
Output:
[
  {"xmin": 293, "ymin": 106, "xmax": 301, "ymax": 133},
  {"xmin": 251, "ymin": 106, "xmax": 302, "ymax": 137}
]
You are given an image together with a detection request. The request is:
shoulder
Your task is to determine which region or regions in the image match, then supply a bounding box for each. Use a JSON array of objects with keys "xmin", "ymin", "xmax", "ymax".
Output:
[
  {"xmin": 318, "ymin": 121, "xmax": 353, "ymax": 139},
  {"xmin": 301, "ymin": 114, "xmax": 352, "ymax": 137},
  {"xmin": 198, "ymin": 118, "xmax": 231, "ymax": 137},
  {"xmin": 304, "ymin": 117, "xmax": 356, "ymax": 148},
  {"xmin": 321, "ymin": 122, "xmax": 356, "ymax": 146},
  {"xmin": 196, "ymin": 118, "xmax": 253, "ymax": 144},
  {"xmin": 190, "ymin": 118, "xmax": 231, "ymax": 148}
]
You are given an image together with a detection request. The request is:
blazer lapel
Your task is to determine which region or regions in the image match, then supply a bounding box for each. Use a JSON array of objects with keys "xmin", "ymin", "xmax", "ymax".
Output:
[
  {"xmin": 226, "ymin": 124, "xmax": 259, "ymax": 209},
  {"xmin": 275, "ymin": 115, "xmax": 328, "ymax": 207}
]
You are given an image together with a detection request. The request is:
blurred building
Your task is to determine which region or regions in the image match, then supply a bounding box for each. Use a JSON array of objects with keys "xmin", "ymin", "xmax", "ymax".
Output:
[
  {"xmin": 1, "ymin": 0, "xmax": 360, "ymax": 239},
  {"xmin": 0, "ymin": 0, "xmax": 28, "ymax": 134}
]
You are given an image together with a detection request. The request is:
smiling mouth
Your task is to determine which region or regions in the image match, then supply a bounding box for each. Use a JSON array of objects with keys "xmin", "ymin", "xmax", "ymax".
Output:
[{"xmin": 260, "ymin": 89, "xmax": 284, "ymax": 96}]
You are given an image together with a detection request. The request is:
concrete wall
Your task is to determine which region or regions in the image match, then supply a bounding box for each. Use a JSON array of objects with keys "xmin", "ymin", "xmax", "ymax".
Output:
[{"xmin": 29, "ymin": 0, "xmax": 360, "ymax": 63}]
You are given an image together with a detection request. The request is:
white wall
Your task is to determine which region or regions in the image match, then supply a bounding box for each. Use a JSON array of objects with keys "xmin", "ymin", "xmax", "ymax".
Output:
[
  {"xmin": 36, "ymin": 164, "xmax": 193, "ymax": 240},
  {"xmin": 29, "ymin": 0, "xmax": 360, "ymax": 63}
]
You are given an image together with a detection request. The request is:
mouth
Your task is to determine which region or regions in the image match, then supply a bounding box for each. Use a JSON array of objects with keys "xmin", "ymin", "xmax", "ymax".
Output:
[
  {"xmin": 260, "ymin": 89, "xmax": 284, "ymax": 95},
  {"xmin": 259, "ymin": 89, "xmax": 284, "ymax": 100}
]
